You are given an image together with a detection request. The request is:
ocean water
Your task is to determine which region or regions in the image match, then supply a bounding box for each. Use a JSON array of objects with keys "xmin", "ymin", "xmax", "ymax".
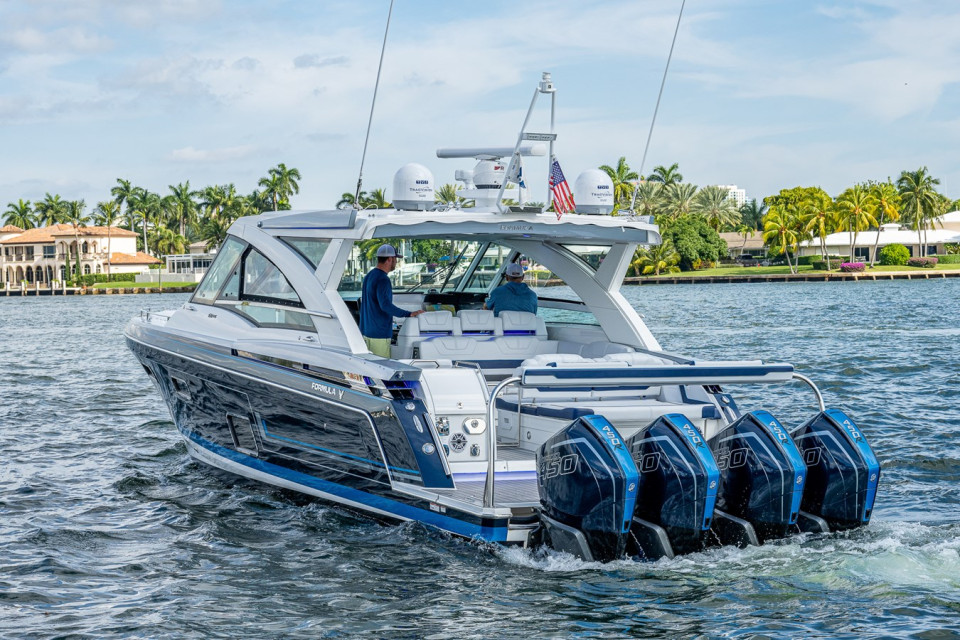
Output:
[{"xmin": 0, "ymin": 280, "xmax": 957, "ymax": 638}]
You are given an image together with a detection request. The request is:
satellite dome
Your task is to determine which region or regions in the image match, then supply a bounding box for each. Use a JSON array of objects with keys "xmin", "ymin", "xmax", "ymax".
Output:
[
  {"xmin": 574, "ymin": 170, "xmax": 615, "ymax": 215},
  {"xmin": 393, "ymin": 163, "xmax": 434, "ymax": 211}
]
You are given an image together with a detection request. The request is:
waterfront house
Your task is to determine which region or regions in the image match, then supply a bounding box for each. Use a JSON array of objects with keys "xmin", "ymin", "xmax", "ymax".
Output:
[
  {"xmin": 0, "ymin": 224, "xmax": 160, "ymax": 285},
  {"xmin": 798, "ymin": 211, "xmax": 960, "ymax": 261},
  {"xmin": 719, "ymin": 230, "xmax": 766, "ymax": 258}
]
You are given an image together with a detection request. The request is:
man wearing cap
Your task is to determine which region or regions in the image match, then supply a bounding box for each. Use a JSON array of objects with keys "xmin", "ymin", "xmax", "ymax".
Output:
[
  {"xmin": 360, "ymin": 244, "xmax": 423, "ymax": 358},
  {"xmin": 483, "ymin": 262, "xmax": 538, "ymax": 316}
]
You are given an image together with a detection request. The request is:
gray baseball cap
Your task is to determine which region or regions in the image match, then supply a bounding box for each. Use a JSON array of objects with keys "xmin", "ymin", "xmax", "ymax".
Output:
[
  {"xmin": 505, "ymin": 263, "xmax": 524, "ymax": 278},
  {"xmin": 376, "ymin": 244, "xmax": 397, "ymax": 258}
]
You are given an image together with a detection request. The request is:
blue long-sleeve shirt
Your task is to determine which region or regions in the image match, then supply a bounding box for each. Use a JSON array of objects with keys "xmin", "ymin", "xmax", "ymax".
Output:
[
  {"xmin": 360, "ymin": 267, "xmax": 411, "ymax": 339},
  {"xmin": 485, "ymin": 281, "xmax": 538, "ymax": 317}
]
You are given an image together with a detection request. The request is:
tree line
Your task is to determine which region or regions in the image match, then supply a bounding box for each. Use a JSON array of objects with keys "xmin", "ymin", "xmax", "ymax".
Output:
[
  {"xmin": 4, "ymin": 157, "xmax": 956, "ymax": 280},
  {"xmin": 2, "ymin": 163, "xmax": 302, "ymax": 278}
]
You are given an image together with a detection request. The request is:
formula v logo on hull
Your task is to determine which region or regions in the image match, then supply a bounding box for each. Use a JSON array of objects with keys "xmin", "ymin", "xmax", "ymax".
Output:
[{"xmin": 311, "ymin": 382, "xmax": 345, "ymax": 400}]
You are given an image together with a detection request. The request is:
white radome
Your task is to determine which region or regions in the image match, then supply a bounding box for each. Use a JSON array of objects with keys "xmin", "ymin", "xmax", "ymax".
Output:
[
  {"xmin": 574, "ymin": 170, "xmax": 615, "ymax": 215},
  {"xmin": 393, "ymin": 163, "xmax": 435, "ymax": 211}
]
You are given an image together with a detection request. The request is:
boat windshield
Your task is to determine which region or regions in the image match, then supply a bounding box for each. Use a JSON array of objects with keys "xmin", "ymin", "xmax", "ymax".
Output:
[{"xmin": 338, "ymin": 240, "xmax": 492, "ymax": 295}]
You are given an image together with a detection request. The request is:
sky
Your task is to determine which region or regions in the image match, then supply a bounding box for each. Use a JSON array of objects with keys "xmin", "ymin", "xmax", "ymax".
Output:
[{"xmin": 2, "ymin": 0, "xmax": 960, "ymax": 212}]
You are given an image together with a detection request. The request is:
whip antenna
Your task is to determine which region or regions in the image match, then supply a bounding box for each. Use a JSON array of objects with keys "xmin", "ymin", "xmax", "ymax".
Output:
[
  {"xmin": 630, "ymin": 0, "xmax": 685, "ymax": 212},
  {"xmin": 354, "ymin": 0, "xmax": 395, "ymax": 205}
]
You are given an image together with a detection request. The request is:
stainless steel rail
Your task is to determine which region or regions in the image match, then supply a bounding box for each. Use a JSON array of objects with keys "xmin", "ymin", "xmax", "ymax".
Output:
[
  {"xmin": 484, "ymin": 376, "xmax": 521, "ymax": 508},
  {"xmin": 792, "ymin": 372, "xmax": 825, "ymax": 412}
]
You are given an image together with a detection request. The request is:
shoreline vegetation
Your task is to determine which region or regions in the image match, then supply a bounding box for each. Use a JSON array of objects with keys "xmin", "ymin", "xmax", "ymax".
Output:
[{"xmin": 5, "ymin": 160, "xmax": 959, "ymax": 289}]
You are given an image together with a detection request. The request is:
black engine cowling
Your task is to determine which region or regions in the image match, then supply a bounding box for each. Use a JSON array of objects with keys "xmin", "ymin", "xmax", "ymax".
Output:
[
  {"xmin": 708, "ymin": 410, "xmax": 806, "ymax": 541},
  {"xmin": 537, "ymin": 415, "xmax": 639, "ymax": 562},
  {"xmin": 791, "ymin": 409, "xmax": 880, "ymax": 531},
  {"xmin": 625, "ymin": 413, "xmax": 720, "ymax": 556}
]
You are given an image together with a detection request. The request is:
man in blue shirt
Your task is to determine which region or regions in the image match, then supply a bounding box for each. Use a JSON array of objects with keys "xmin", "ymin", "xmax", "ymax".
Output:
[
  {"xmin": 484, "ymin": 262, "xmax": 538, "ymax": 316},
  {"xmin": 360, "ymin": 244, "xmax": 423, "ymax": 358}
]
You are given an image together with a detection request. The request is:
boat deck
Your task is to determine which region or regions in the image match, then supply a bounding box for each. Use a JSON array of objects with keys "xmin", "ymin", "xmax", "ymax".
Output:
[{"xmin": 446, "ymin": 445, "xmax": 541, "ymax": 507}]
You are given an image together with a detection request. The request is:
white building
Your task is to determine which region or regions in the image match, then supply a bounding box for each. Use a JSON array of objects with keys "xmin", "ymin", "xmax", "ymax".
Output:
[
  {"xmin": 716, "ymin": 184, "xmax": 747, "ymax": 208},
  {"xmin": 798, "ymin": 219, "xmax": 960, "ymax": 262},
  {"xmin": 0, "ymin": 223, "xmax": 160, "ymax": 285}
]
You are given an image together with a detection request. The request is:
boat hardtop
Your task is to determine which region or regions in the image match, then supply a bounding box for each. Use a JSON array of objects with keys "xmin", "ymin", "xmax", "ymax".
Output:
[{"xmin": 127, "ymin": 73, "xmax": 880, "ymax": 561}]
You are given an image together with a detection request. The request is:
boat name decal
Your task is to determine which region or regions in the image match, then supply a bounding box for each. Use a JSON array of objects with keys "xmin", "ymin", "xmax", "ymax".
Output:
[
  {"xmin": 499, "ymin": 224, "xmax": 533, "ymax": 232},
  {"xmin": 311, "ymin": 382, "xmax": 345, "ymax": 400}
]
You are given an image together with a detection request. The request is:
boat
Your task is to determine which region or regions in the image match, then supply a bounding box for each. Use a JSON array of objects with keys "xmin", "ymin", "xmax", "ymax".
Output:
[{"xmin": 125, "ymin": 73, "xmax": 880, "ymax": 561}]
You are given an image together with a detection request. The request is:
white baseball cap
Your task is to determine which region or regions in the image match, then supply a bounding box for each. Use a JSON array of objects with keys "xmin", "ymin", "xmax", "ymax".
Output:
[
  {"xmin": 505, "ymin": 263, "xmax": 524, "ymax": 278},
  {"xmin": 376, "ymin": 244, "xmax": 397, "ymax": 258}
]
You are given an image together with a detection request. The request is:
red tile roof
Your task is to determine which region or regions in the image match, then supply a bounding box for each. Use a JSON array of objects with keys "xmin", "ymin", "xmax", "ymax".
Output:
[
  {"xmin": 109, "ymin": 252, "xmax": 161, "ymax": 265},
  {"xmin": 0, "ymin": 224, "xmax": 139, "ymax": 244},
  {"xmin": 0, "ymin": 223, "xmax": 74, "ymax": 244},
  {"xmin": 0, "ymin": 225, "xmax": 24, "ymax": 233},
  {"xmin": 49, "ymin": 225, "xmax": 138, "ymax": 238}
]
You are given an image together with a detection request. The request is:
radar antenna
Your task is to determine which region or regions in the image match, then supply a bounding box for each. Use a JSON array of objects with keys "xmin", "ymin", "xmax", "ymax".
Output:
[
  {"xmin": 629, "ymin": 0, "xmax": 686, "ymax": 213},
  {"xmin": 354, "ymin": 0, "xmax": 395, "ymax": 206}
]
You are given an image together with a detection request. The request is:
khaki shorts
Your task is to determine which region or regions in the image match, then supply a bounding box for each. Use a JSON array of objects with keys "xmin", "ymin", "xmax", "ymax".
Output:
[{"xmin": 363, "ymin": 337, "xmax": 392, "ymax": 358}]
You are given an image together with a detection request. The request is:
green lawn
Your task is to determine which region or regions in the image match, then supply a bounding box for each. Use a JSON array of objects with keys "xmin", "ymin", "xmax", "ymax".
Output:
[{"xmin": 90, "ymin": 280, "xmax": 196, "ymax": 290}]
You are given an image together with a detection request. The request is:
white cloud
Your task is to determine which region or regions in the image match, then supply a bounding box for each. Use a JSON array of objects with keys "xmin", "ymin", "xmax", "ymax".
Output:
[{"xmin": 168, "ymin": 146, "xmax": 258, "ymax": 163}]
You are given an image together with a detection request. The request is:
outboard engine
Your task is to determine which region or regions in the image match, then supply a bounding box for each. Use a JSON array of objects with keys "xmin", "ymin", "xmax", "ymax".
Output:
[
  {"xmin": 625, "ymin": 414, "xmax": 720, "ymax": 558},
  {"xmin": 790, "ymin": 409, "xmax": 881, "ymax": 531},
  {"xmin": 537, "ymin": 415, "xmax": 638, "ymax": 562},
  {"xmin": 708, "ymin": 410, "xmax": 806, "ymax": 543}
]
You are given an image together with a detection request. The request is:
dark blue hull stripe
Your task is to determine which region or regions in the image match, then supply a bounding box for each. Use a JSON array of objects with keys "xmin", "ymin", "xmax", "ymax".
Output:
[{"xmin": 183, "ymin": 429, "xmax": 509, "ymax": 541}]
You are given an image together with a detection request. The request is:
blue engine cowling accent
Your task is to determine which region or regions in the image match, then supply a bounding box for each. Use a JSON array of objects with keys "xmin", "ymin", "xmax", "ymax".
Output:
[
  {"xmin": 791, "ymin": 409, "xmax": 880, "ymax": 530},
  {"xmin": 625, "ymin": 413, "xmax": 720, "ymax": 555},
  {"xmin": 537, "ymin": 415, "xmax": 639, "ymax": 562},
  {"xmin": 708, "ymin": 410, "xmax": 806, "ymax": 541}
]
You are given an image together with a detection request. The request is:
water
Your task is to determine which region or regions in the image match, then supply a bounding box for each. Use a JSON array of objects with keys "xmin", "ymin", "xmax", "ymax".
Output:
[{"xmin": 0, "ymin": 281, "xmax": 958, "ymax": 638}]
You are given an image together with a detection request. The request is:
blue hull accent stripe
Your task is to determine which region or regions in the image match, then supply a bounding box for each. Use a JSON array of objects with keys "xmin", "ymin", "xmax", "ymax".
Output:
[
  {"xmin": 184, "ymin": 430, "xmax": 509, "ymax": 541},
  {"xmin": 824, "ymin": 408, "xmax": 881, "ymax": 520}
]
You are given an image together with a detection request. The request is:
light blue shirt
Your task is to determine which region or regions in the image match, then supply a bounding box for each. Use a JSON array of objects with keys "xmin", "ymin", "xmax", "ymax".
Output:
[{"xmin": 485, "ymin": 281, "xmax": 538, "ymax": 317}]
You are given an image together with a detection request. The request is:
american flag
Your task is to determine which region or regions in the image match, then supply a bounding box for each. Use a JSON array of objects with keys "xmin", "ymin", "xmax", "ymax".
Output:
[{"xmin": 549, "ymin": 158, "xmax": 575, "ymax": 219}]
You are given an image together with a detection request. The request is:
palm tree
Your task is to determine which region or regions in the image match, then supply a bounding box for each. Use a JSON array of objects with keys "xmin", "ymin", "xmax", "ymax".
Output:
[
  {"xmin": 66, "ymin": 200, "xmax": 89, "ymax": 280},
  {"xmin": 198, "ymin": 216, "xmax": 231, "ymax": 251},
  {"xmin": 363, "ymin": 188, "xmax": 391, "ymax": 209},
  {"xmin": 739, "ymin": 198, "xmax": 767, "ymax": 231},
  {"xmin": 734, "ymin": 223, "xmax": 754, "ymax": 256},
  {"xmin": 800, "ymin": 189, "xmax": 836, "ymax": 269},
  {"xmin": 835, "ymin": 184, "xmax": 878, "ymax": 262},
  {"xmin": 200, "ymin": 185, "xmax": 230, "ymax": 222},
  {"xmin": 763, "ymin": 204, "xmax": 800, "ymax": 274},
  {"xmin": 267, "ymin": 163, "xmax": 301, "ymax": 209},
  {"xmin": 662, "ymin": 183, "xmax": 698, "ymax": 221},
  {"xmin": 111, "ymin": 179, "xmax": 137, "ymax": 231},
  {"xmin": 258, "ymin": 172, "xmax": 283, "ymax": 211},
  {"xmin": 435, "ymin": 183, "xmax": 471, "ymax": 208},
  {"xmin": 93, "ymin": 200, "xmax": 121, "ymax": 276},
  {"xmin": 646, "ymin": 163, "xmax": 683, "ymax": 187},
  {"xmin": 168, "ymin": 182, "xmax": 199, "ymax": 237},
  {"xmin": 151, "ymin": 226, "xmax": 188, "ymax": 256},
  {"xmin": 3, "ymin": 199, "xmax": 35, "ymax": 230},
  {"xmin": 631, "ymin": 239, "xmax": 681, "ymax": 276},
  {"xmin": 599, "ymin": 157, "xmax": 638, "ymax": 210},
  {"xmin": 35, "ymin": 193, "xmax": 69, "ymax": 227},
  {"xmin": 633, "ymin": 181, "xmax": 664, "ymax": 219},
  {"xmin": 694, "ymin": 186, "xmax": 741, "ymax": 231},
  {"xmin": 868, "ymin": 181, "xmax": 901, "ymax": 267},
  {"xmin": 897, "ymin": 167, "xmax": 941, "ymax": 257},
  {"xmin": 337, "ymin": 191, "xmax": 364, "ymax": 209}
]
